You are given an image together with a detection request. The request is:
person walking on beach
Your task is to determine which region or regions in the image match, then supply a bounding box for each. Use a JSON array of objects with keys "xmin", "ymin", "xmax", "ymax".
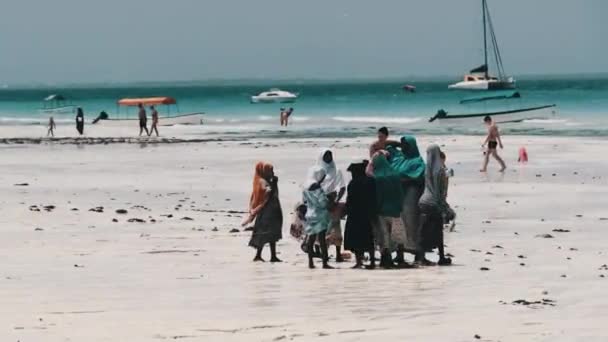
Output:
[
  {"xmin": 149, "ymin": 105, "xmax": 159, "ymax": 137},
  {"xmin": 481, "ymin": 116, "xmax": 506, "ymax": 172},
  {"xmin": 344, "ymin": 161, "xmax": 377, "ymax": 269},
  {"xmin": 47, "ymin": 116, "xmax": 56, "ymax": 137},
  {"xmin": 418, "ymin": 144, "xmax": 452, "ymax": 266},
  {"xmin": 316, "ymin": 148, "xmax": 347, "ymax": 262},
  {"xmin": 248, "ymin": 162, "xmax": 283, "ymax": 262},
  {"xmin": 75, "ymin": 108, "xmax": 85, "ymax": 135},
  {"xmin": 138, "ymin": 103, "xmax": 149, "ymax": 136},
  {"xmin": 303, "ymin": 166, "xmax": 333, "ymax": 269}
]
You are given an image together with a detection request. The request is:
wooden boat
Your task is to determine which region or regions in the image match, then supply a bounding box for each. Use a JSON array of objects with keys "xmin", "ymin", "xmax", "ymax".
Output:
[
  {"xmin": 429, "ymin": 104, "xmax": 557, "ymax": 123},
  {"xmin": 93, "ymin": 97, "xmax": 204, "ymax": 126}
]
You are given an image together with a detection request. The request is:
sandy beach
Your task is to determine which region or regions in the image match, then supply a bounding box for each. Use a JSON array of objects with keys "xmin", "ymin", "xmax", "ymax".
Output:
[{"xmin": 1, "ymin": 133, "xmax": 607, "ymax": 342}]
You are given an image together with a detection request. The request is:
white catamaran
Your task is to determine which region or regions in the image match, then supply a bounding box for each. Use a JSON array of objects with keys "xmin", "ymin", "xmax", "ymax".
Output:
[{"xmin": 449, "ymin": 0, "xmax": 516, "ymax": 91}]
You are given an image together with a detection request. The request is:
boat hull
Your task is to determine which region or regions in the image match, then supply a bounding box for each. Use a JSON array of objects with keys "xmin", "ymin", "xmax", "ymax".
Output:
[
  {"xmin": 93, "ymin": 113, "xmax": 205, "ymax": 126},
  {"xmin": 250, "ymin": 96, "xmax": 297, "ymax": 104},
  {"xmin": 448, "ymin": 80, "xmax": 516, "ymax": 91},
  {"xmin": 429, "ymin": 105, "xmax": 557, "ymax": 124}
]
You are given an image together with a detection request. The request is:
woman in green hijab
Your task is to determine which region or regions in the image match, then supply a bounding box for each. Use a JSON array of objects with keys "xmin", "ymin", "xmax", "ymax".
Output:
[
  {"xmin": 387, "ymin": 135, "xmax": 427, "ymax": 265},
  {"xmin": 369, "ymin": 151, "xmax": 403, "ymax": 268}
]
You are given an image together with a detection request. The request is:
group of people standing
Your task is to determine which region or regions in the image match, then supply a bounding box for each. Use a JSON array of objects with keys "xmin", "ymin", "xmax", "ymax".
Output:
[{"xmin": 244, "ymin": 126, "xmax": 455, "ymax": 269}]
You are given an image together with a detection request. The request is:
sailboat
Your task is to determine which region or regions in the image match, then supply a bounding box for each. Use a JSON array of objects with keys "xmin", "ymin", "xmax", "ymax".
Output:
[{"xmin": 448, "ymin": 0, "xmax": 516, "ymax": 91}]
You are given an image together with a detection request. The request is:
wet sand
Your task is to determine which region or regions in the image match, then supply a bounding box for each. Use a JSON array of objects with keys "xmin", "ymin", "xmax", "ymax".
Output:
[{"xmin": 1, "ymin": 135, "xmax": 607, "ymax": 341}]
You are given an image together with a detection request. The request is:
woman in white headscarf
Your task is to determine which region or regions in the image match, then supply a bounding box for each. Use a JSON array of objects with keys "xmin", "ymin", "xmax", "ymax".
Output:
[
  {"xmin": 316, "ymin": 148, "xmax": 347, "ymax": 262},
  {"xmin": 418, "ymin": 144, "xmax": 452, "ymax": 265},
  {"xmin": 302, "ymin": 166, "xmax": 333, "ymax": 269}
]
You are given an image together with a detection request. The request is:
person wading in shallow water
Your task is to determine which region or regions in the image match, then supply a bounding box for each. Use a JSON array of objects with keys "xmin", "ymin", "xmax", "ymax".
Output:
[
  {"xmin": 481, "ymin": 115, "xmax": 506, "ymax": 172},
  {"xmin": 247, "ymin": 162, "xmax": 283, "ymax": 263}
]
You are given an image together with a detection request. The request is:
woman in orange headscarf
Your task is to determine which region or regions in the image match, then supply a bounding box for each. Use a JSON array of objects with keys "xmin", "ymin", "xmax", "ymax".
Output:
[{"xmin": 245, "ymin": 162, "xmax": 283, "ymax": 262}]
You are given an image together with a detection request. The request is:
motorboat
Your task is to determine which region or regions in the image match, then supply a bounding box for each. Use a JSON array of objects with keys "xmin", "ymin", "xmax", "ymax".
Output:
[
  {"xmin": 39, "ymin": 94, "xmax": 77, "ymax": 114},
  {"xmin": 250, "ymin": 89, "xmax": 298, "ymax": 103},
  {"xmin": 448, "ymin": 0, "xmax": 516, "ymax": 91},
  {"xmin": 92, "ymin": 97, "xmax": 204, "ymax": 126}
]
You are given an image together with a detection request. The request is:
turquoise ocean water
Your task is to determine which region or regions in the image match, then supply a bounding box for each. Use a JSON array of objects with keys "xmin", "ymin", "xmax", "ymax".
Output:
[{"xmin": 1, "ymin": 76, "xmax": 607, "ymax": 137}]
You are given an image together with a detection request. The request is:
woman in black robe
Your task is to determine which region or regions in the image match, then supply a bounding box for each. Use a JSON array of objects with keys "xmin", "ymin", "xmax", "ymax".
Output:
[
  {"xmin": 75, "ymin": 108, "xmax": 85, "ymax": 135},
  {"xmin": 344, "ymin": 161, "xmax": 377, "ymax": 269}
]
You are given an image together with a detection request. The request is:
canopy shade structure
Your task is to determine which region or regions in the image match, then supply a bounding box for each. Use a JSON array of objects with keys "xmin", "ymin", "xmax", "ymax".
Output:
[
  {"xmin": 44, "ymin": 94, "xmax": 67, "ymax": 101},
  {"xmin": 117, "ymin": 97, "xmax": 177, "ymax": 106}
]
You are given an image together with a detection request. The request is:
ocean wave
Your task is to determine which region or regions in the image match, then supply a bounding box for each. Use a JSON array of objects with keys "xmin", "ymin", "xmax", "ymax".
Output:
[
  {"xmin": 257, "ymin": 115, "xmax": 274, "ymax": 121},
  {"xmin": 523, "ymin": 119, "xmax": 568, "ymax": 124},
  {"xmin": 332, "ymin": 116, "xmax": 422, "ymax": 124}
]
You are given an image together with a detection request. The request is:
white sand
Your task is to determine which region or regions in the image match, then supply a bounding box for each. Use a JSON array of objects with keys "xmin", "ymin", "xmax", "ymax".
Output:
[{"xmin": 1, "ymin": 134, "xmax": 607, "ymax": 341}]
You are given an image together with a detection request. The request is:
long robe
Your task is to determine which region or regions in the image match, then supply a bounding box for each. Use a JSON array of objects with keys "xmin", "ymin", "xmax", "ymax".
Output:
[
  {"xmin": 248, "ymin": 177, "xmax": 283, "ymax": 248},
  {"xmin": 344, "ymin": 167, "xmax": 376, "ymax": 253}
]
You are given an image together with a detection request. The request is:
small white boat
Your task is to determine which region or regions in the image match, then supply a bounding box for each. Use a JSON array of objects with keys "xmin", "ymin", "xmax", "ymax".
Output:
[
  {"xmin": 448, "ymin": 0, "xmax": 516, "ymax": 91},
  {"xmin": 251, "ymin": 89, "xmax": 298, "ymax": 103},
  {"xmin": 39, "ymin": 94, "xmax": 77, "ymax": 114},
  {"xmin": 93, "ymin": 97, "xmax": 204, "ymax": 126}
]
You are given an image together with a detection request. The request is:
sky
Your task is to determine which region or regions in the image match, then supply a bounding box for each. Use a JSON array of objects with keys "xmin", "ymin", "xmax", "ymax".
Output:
[{"xmin": 0, "ymin": 0, "xmax": 606, "ymax": 84}]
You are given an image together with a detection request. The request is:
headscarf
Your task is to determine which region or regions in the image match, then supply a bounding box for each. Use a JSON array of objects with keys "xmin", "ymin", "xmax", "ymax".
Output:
[
  {"xmin": 419, "ymin": 144, "xmax": 448, "ymax": 211},
  {"xmin": 371, "ymin": 153, "xmax": 403, "ymax": 217},
  {"xmin": 249, "ymin": 162, "xmax": 272, "ymax": 210},
  {"xmin": 316, "ymin": 148, "xmax": 345, "ymax": 194},
  {"xmin": 304, "ymin": 165, "xmax": 327, "ymax": 190},
  {"xmin": 347, "ymin": 161, "xmax": 368, "ymax": 180},
  {"xmin": 386, "ymin": 135, "xmax": 425, "ymax": 180}
]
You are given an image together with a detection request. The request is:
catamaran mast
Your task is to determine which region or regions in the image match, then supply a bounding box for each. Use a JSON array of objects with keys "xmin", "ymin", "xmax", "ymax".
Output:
[{"xmin": 482, "ymin": 0, "xmax": 488, "ymax": 78}]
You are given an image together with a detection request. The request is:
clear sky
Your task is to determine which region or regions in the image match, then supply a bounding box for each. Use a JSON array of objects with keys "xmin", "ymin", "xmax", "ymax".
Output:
[{"xmin": 0, "ymin": 0, "xmax": 606, "ymax": 84}]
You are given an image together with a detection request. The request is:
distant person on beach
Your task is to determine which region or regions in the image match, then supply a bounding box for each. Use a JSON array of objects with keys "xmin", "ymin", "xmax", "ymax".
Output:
[
  {"xmin": 149, "ymin": 105, "xmax": 159, "ymax": 137},
  {"xmin": 47, "ymin": 116, "xmax": 56, "ymax": 137},
  {"xmin": 316, "ymin": 148, "xmax": 347, "ymax": 262},
  {"xmin": 247, "ymin": 162, "xmax": 283, "ymax": 263},
  {"xmin": 344, "ymin": 160, "xmax": 377, "ymax": 269},
  {"xmin": 303, "ymin": 166, "xmax": 333, "ymax": 269},
  {"xmin": 481, "ymin": 116, "xmax": 506, "ymax": 172},
  {"xmin": 75, "ymin": 108, "xmax": 85, "ymax": 135},
  {"xmin": 138, "ymin": 103, "xmax": 149, "ymax": 136},
  {"xmin": 369, "ymin": 127, "xmax": 399, "ymax": 157},
  {"xmin": 279, "ymin": 108, "xmax": 286, "ymax": 126},
  {"xmin": 419, "ymin": 144, "xmax": 452, "ymax": 266}
]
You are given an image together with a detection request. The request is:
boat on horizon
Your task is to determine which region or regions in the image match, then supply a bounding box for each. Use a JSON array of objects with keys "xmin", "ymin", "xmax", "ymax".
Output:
[
  {"xmin": 448, "ymin": 0, "xmax": 516, "ymax": 91},
  {"xmin": 92, "ymin": 97, "xmax": 204, "ymax": 126},
  {"xmin": 250, "ymin": 89, "xmax": 298, "ymax": 103},
  {"xmin": 39, "ymin": 94, "xmax": 77, "ymax": 114}
]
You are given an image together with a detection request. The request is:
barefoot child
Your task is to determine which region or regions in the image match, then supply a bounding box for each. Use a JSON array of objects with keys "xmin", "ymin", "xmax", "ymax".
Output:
[
  {"xmin": 481, "ymin": 115, "xmax": 506, "ymax": 172},
  {"xmin": 440, "ymin": 151, "xmax": 456, "ymax": 231},
  {"xmin": 302, "ymin": 166, "xmax": 333, "ymax": 269}
]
